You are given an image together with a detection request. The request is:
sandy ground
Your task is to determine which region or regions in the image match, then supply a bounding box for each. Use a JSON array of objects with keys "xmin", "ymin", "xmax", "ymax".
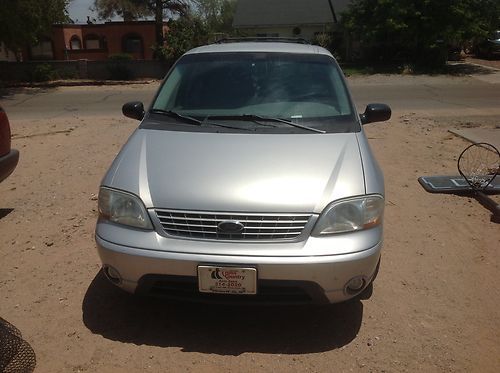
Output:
[
  {"xmin": 1, "ymin": 79, "xmax": 499, "ymax": 372},
  {"xmin": 465, "ymin": 56, "xmax": 500, "ymax": 70}
]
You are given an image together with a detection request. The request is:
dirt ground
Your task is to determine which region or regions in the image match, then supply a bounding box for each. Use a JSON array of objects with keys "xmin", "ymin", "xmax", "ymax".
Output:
[
  {"xmin": 465, "ymin": 56, "xmax": 500, "ymax": 70},
  {"xmin": 1, "ymin": 80, "xmax": 499, "ymax": 372}
]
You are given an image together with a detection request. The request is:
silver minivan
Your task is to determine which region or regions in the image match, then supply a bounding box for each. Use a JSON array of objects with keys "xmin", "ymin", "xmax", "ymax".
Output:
[{"xmin": 95, "ymin": 39, "xmax": 391, "ymax": 304}]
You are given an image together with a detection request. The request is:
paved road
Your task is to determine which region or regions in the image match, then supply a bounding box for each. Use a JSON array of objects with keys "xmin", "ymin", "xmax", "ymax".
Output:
[
  {"xmin": 0, "ymin": 84, "xmax": 160, "ymax": 121},
  {"xmin": 349, "ymin": 76, "xmax": 500, "ymax": 115},
  {"xmin": 1, "ymin": 73, "xmax": 499, "ymax": 121}
]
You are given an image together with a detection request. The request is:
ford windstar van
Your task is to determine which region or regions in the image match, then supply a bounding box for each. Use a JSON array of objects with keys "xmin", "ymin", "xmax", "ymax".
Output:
[{"xmin": 95, "ymin": 39, "xmax": 391, "ymax": 304}]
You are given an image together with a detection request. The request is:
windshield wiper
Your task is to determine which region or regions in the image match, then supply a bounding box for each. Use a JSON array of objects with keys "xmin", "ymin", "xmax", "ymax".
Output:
[
  {"xmin": 207, "ymin": 114, "xmax": 326, "ymax": 134},
  {"xmin": 150, "ymin": 109, "xmax": 250, "ymax": 131},
  {"xmin": 150, "ymin": 109, "xmax": 202, "ymax": 125}
]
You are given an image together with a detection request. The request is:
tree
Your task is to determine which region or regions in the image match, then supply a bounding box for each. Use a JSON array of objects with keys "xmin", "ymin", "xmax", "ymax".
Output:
[
  {"xmin": 94, "ymin": 0, "xmax": 189, "ymax": 46},
  {"xmin": 191, "ymin": 0, "xmax": 237, "ymax": 34},
  {"xmin": 94, "ymin": 0, "xmax": 149, "ymax": 21},
  {"xmin": 0, "ymin": 0, "xmax": 69, "ymax": 60},
  {"xmin": 341, "ymin": 0, "xmax": 500, "ymax": 67},
  {"xmin": 217, "ymin": 0, "xmax": 237, "ymax": 33},
  {"xmin": 94, "ymin": 0, "xmax": 237, "ymax": 59},
  {"xmin": 161, "ymin": 16, "xmax": 208, "ymax": 60},
  {"xmin": 152, "ymin": 0, "xmax": 189, "ymax": 47},
  {"xmin": 155, "ymin": 0, "xmax": 238, "ymax": 61}
]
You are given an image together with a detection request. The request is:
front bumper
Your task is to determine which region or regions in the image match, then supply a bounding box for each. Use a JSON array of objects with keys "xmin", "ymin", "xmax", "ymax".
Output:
[
  {"xmin": 0, "ymin": 149, "xmax": 19, "ymax": 182},
  {"xmin": 95, "ymin": 230, "xmax": 382, "ymax": 304}
]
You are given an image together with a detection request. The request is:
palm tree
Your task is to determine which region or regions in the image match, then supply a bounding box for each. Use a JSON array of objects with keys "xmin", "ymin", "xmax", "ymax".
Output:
[{"xmin": 94, "ymin": 0, "xmax": 189, "ymax": 45}]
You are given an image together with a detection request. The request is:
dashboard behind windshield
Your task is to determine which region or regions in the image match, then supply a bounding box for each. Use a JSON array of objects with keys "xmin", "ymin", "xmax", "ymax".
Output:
[{"xmin": 151, "ymin": 52, "xmax": 358, "ymax": 133}]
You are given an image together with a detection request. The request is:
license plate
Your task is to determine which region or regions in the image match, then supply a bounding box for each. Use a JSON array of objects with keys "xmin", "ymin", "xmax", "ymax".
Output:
[{"xmin": 198, "ymin": 266, "xmax": 257, "ymax": 295}]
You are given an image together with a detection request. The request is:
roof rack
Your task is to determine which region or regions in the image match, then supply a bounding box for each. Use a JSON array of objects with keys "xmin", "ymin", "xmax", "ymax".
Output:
[{"xmin": 215, "ymin": 37, "xmax": 311, "ymax": 45}]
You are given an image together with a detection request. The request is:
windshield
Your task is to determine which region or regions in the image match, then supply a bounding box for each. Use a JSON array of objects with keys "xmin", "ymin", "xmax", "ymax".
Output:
[{"xmin": 151, "ymin": 52, "xmax": 358, "ymax": 133}]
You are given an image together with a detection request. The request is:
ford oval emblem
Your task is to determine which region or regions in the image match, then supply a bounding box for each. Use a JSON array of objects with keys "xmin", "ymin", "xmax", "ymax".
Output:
[{"xmin": 217, "ymin": 220, "xmax": 245, "ymax": 234}]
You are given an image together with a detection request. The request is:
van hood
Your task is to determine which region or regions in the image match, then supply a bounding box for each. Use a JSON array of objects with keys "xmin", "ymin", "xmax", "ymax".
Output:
[{"xmin": 103, "ymin": 129, "xmax": 366, "ymax": 214}]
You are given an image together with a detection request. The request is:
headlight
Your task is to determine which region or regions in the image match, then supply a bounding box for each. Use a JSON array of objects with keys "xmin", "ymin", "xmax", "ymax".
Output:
[
  {"xmin": 98, "ymin": 187, "xmax": 153, "ymax": 230},
  {"xmin": 312, "ymin": 195, "xmax": 384, "ymax": 235}
]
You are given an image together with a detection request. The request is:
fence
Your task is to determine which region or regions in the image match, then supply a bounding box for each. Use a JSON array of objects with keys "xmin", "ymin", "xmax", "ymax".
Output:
[{"xmin": 0, "ymin": 59, "xmax": 172, "ymax": 82}]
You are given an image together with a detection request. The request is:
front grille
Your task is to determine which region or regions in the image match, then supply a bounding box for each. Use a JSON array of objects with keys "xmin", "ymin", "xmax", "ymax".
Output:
[{"xmin": 154, "ymin": 209, "xmax": 312, "ymax": 241}]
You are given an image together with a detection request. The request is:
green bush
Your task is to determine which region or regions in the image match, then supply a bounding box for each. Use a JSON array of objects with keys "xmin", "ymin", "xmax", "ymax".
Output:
[
  {"xmin": 162, "ymin": 17, "xmax": 209, "ymax": 61},
  {"xmin": 341, "ymin": 0, "xmax": 500, "ymax": 69},
  {"xmin": 57, "ymin": 67, "xmax": 78, "ymax": 80},
  {"xmin": 28, "ymin": 63, "xmax": 57, "ymax": 82},
  {"xmin": 313, "ymin": 32, "xmax": 332, "ymax": 49},
  {"xmin": 106, "ymin": 54, "xmax": 133, "ymax": 80}
]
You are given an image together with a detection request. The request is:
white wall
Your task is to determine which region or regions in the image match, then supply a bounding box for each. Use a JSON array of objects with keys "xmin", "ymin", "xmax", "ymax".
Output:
[{"xmin": 238, "ymin": 25, "xmax": 332, "ymax": 41}]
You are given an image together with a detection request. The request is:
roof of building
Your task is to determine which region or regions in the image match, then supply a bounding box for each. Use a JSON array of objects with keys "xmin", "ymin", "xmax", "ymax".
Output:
[{"xmin": 233, "ymin": 0, "xmax": 351, "ymax": 28}]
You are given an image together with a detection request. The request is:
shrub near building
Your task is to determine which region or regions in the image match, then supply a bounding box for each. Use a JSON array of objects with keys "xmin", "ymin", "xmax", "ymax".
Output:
[{"xmin": 106, "ymin": 53, "xmax": 133, "ymax": 80}]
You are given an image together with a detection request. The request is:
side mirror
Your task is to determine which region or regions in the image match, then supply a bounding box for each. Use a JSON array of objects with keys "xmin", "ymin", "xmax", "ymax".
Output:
[
  {"xmin": 360, "ymin": 103, "xmax": 391, "ymax": 124},
  {"xmin": 122, "ymin": 101, "xmax": 145, "ymax": 121}
]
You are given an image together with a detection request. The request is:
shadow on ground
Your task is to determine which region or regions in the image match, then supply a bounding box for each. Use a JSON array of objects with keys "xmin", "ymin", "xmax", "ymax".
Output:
[
  {"xmin": 444, "ymin": 63, "xmax": 496, "ymax": 75},
  {"xmin": 82, "ymin": 271, "xmax": 363, "ymax": 355},
  {"xmin": 0, "ymin": 87, "xmax": 53, "ymax": 100},
  {"xmin": 0, "ymin": 209, "xmax": 14, "ymax": 220}
]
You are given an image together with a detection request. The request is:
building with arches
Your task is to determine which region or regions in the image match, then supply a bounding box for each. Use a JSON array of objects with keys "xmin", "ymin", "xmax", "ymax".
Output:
[{"xmin": 25, "ymin": 21, "xmax": 167, "ymax": 61}]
